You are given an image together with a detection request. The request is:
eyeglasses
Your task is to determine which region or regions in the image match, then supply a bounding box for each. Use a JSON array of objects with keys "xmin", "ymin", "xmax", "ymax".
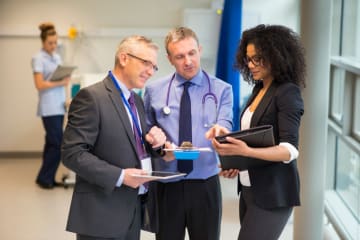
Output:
[
  {"xmin": 127, "ymin": 53, "xmax": 159, "ymax": 72},
  {"xmin": 243, "ymin": 55, "xmax": 263, "ymax": 67}
]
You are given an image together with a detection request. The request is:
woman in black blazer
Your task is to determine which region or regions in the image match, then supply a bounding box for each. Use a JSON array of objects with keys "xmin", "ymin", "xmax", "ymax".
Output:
[{"xmin": 207, "ymin": 24, "xmax": 306, "ymax": 239}]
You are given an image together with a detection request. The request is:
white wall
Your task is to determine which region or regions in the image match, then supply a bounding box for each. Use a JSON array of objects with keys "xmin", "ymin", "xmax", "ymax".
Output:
[
  {"xmin": 240, "ymin": 0, "xmax": 300, "ymax": 107},
  {"xmin": 242, "ymin": 0, "xmax": 300, "ymax": 31},
  {"xmin": 0, "ymin": 0, "xmax": 212, "ymax": 152},
  {"xmin": 0, "ymin": 0, "xmax": 299, "ymax": 152}
]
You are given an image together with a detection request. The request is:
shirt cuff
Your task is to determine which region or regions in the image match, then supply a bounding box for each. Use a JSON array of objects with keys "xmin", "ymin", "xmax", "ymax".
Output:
[
  {"xmin": 153, "ymin": 144, "xmax": 166, "ymax": 156},
  {"xmin": 115, "ymin": 170, "xmax": 125, "ymax": 187},
  {"xmin": 279, "ymin": 142, "xmax": 299, "ymax": 163}
]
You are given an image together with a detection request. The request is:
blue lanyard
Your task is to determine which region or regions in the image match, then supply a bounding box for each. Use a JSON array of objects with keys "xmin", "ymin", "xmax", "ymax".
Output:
[{"xmin": 108, "ymin": 71, "xmax": 144, "ymax": 145}]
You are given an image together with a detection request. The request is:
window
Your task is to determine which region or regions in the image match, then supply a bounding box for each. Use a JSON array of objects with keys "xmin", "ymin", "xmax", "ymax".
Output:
[
  {"xmin": 331, "ymin": 0, "xmax": 342, "ymax": 55},
  {"xmin": 341, "ymin": 0, "xmax": 360, "ymax": 58},
  {"xmin": 330, "ymin": 67, "xmax": 345, "ymax": 124},
  {"xmin": 335, "ymin": 138, "xmax": 360, "ymax": 221},
  {"xmin": 326, "ymin": 1, "xmax": 360, "ymax": 239},
  {"xmin": 353, "ymin": 78, "xmax": 360, "ymax": 140}
]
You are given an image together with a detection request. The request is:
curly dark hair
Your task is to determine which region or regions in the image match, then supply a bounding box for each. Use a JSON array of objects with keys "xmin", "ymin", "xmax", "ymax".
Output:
[{"xmin": 234, "ymin": 24, "xmax": 306, "ymax": 88}]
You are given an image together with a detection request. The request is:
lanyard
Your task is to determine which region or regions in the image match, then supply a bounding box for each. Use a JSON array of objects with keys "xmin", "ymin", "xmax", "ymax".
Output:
[{"xmin": 108, "ymin": 71, "xmax": 144, "ymax": 145}]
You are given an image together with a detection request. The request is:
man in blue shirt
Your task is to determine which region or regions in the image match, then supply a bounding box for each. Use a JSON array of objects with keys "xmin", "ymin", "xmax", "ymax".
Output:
[{"xmin": 144, "ymin": 27, "xmax": 233, "ymax": 240}]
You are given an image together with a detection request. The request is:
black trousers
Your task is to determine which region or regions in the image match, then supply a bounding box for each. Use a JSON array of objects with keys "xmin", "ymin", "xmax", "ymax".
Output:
[
  {"xmin": 238, "ymin": 186, "xmax": 292, "ymax": 240},
  {"xmin": 36, "ymin": 115, "xmax": 63, "ymax": 185},
  {"xmin": 76, "ymin": 196, "xmax": 142, "ymax": 240},
  {"xmin": 156, "ymin": 175, "xmax": 221, "ymax": 240},
  {"xmin": 76, "ymin": 235, "xmax": 123, "ymax": 240}
]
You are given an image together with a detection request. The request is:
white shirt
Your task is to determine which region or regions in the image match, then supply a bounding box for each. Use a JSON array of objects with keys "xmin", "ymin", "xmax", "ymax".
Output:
[{"xmin": 239, "ymin": 107, "xmax": 299, "ymax": 187}]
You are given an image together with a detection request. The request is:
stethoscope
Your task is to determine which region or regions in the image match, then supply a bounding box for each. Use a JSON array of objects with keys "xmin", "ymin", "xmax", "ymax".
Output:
[{"xmin": 163, "ymin": 70, "xmax": 218, "ymax": 127}]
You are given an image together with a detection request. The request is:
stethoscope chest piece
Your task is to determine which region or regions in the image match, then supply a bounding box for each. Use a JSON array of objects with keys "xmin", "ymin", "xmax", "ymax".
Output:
[{"xmin": 163, "ymin": 106, "xmax": 171, "ymax": 115}]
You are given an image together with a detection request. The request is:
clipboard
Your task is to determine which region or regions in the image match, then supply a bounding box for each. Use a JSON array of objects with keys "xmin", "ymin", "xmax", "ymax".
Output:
[
  {"xmin": 49, "ymin": 65, "xmax": 77, "ymax": 81},
  {"xmin": 215, "ymin": 125, "xmax": 275, "ymax": 170},
  {"xmin": 164, "ymin": 147, "xmax": 212, "ymax": 160}
]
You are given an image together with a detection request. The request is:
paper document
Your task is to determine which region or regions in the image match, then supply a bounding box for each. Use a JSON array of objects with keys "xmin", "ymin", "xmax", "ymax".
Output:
[{"xmin": 163, "ymin": 147, "xmax": 212, "ymax": 152}]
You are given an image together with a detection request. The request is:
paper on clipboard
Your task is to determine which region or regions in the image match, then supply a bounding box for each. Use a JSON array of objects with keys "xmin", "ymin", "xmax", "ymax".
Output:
[
  {"xmin": 49, "ymin": 65, "xmax": 77, "ymax": 81},
  {"xmin": 163, "ymin": 147, "xmax": 212, "ymax": 152}
]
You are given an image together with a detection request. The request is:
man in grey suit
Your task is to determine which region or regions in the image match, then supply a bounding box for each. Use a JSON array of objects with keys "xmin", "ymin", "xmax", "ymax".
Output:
[{"xmin": 61, "ymin": 35, "xmax": 166, "ymax": 240}]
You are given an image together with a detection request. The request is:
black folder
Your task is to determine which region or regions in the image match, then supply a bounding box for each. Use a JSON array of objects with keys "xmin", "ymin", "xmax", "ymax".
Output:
[{"xmin": 215, "ymin": 125, "xmax": 275, "ymax": 170}]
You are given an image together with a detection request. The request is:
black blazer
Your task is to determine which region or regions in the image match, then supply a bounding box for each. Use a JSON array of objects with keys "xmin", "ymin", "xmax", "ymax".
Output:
[{"xmin": 238, "ymin": 81, "xmax": 304, "ymax": 209}]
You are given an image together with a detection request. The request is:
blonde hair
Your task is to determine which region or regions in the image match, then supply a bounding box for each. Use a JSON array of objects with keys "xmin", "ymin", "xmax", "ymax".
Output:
[
  {"xmin": 115, "ymin": 35, "xmax": 158, "ymax": 65},
  {"xmin": 164, "ymin": 27, "xmax": 199, "ymax": 54},
  {"xmin": 39, "ymin": 22, "xmax": 56, "ymax": 42}
]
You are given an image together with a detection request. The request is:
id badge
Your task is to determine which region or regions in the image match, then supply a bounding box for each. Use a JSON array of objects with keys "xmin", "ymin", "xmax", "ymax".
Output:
[{"xmin": 141, "ymin": 157, "xmax": 152, "ymax": 172}]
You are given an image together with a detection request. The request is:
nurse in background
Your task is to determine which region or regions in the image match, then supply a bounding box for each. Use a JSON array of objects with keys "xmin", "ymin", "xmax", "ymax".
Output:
[{"xmin": 31, "ymin": 22, "xmax": 70, "ymax": 189}]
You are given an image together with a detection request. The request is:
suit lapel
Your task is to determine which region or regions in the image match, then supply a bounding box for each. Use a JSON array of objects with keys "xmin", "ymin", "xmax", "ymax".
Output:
[
  {"xmin": 239, "ymin": 83, "xmax": 261, "ymax": 123},
  {"xmin": 104, "ymin": 77, "xmax": 139, "ymax": 160},
  {"xmin": 250, "ymin": 82, "xmax": 277, "ymax": 127},
  {"xmin": 134, "ymin": 94, "xmax": 148, "ymax": 140}
]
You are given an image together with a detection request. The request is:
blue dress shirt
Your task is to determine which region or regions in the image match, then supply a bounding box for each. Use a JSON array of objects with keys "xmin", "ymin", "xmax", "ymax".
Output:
[
  {"xmin": 31, "ymin": 49, "xmax": 66, "ymax": 117},
  {"xmin": 144, "ymin": 70, "xmax": 233, "ymax": 181}
]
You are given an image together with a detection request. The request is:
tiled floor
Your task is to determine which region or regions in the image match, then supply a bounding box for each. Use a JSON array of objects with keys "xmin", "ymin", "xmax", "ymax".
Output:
[{"xmin": 0, "ymin": 158, "xmax": 340, "ymax": 240}]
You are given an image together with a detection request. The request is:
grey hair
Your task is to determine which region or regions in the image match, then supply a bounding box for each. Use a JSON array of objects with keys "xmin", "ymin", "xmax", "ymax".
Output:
[{"xmin": 115, "ymin": 35, "xmax": 158, "ymax": 65}]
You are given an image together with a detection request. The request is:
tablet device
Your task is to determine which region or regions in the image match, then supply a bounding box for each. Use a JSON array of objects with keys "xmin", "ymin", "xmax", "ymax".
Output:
[
  {"xmin": 50, "ymin": 65, "xmax": 77, "ymax": 81},
  {"xmin": 131, "ymin": 171, "xmax": 186, "ymax": 180},
  {"xmin": 216, "ymin": 125, "xmax": 276, "ymax": 170}
]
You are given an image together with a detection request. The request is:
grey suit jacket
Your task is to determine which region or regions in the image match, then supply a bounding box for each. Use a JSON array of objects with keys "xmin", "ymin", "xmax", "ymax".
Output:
[{"xmin": 61, "ymin": 76, "xmax": 150, "ymax": 238}]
